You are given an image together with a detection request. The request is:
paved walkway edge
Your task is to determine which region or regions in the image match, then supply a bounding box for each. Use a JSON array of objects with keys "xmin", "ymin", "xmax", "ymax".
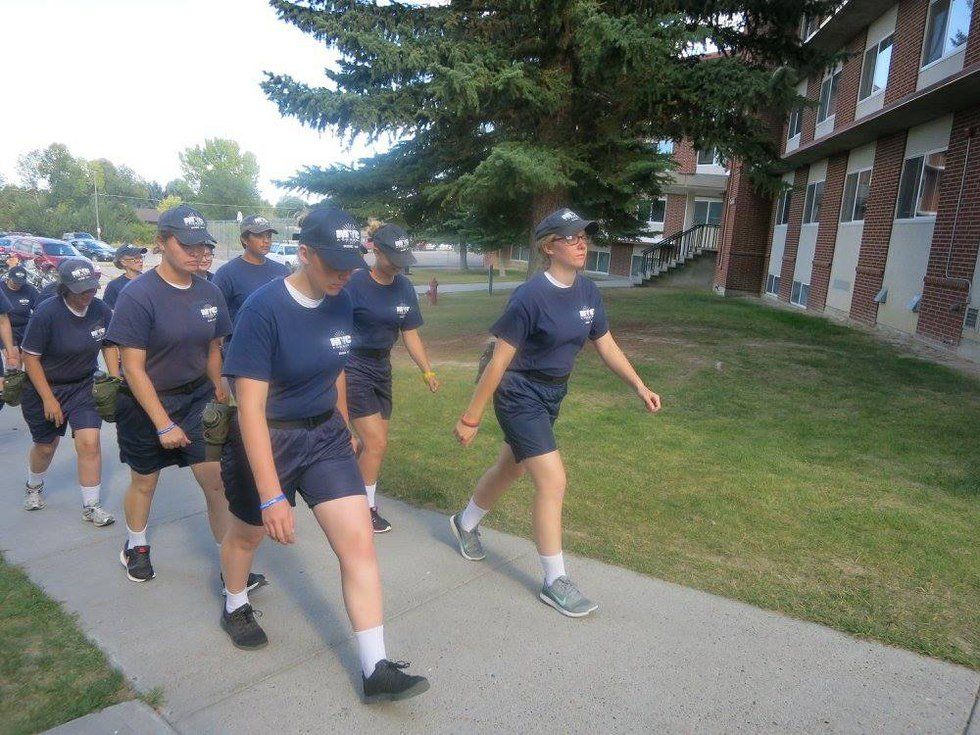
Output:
[{"xmin": 43, "ymin": 700, "xmax": 175, "ymax": 735}]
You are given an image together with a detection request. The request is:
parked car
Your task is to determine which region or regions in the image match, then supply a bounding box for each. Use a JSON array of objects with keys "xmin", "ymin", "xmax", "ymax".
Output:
[
  {"xmin": 72, "ymin": 238, "xmax": 115, "ymax": 262},
  {"xmin": 268, "ymin": 241, "xmax": 299, "ymax": 270},
  {"xmin": 13, "ymin": 237, "xmax": 84, "ymax": 271},
  {"xmin": 62, "ymin": 231, "xmax": 96, "ymax": 242},
  {"xmin": 0, "ymin": 236, "xmax": 36, "ymax": 266}
]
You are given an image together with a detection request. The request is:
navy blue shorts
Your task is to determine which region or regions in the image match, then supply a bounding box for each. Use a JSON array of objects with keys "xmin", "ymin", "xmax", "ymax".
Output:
[
  {"xmin": 222, "ymin": 410, "xmax": 366, "ymax": 527},
  {"xmin": 21, "ymin": 378, "xmax": 101, "ymax": 444},
  {"xmin": 493, "ymin": 371, "xmax": 568, "ymax": 463},
  {"xmin": 116, "ymin": 379, "xmax": 214, "ymax": 475},
  {"xmin": 346, "ymin": 354, "xmax": 393, "ymax": 420}
]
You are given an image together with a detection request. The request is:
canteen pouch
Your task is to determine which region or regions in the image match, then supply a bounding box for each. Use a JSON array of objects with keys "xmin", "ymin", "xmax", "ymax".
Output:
[
  {"xmin": 2, "ymin": 368, "xmax": 27, "ymax": 407},
  {"xmin": 92, "ymin": 374, "xmax": 123, "ymax": 423},
  {"xmin": 476, "ymin": 337, "xmax": 496, "ymax": 383},
  {"xmin": 202, "ymin": 401, "xmax": 236, "ymax": 462}
]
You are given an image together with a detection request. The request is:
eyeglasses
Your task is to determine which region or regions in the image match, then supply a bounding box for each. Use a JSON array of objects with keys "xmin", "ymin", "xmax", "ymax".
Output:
[{"xmin": 553, "ymin": 233, "xmax": 586, "ymax": 244}]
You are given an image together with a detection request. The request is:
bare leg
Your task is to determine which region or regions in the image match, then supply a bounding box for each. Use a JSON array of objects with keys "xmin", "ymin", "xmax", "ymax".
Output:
[
  {"xmin": 520, "ymin": 450, "xmax": 567, "ymax": 557},
  {"xmin": 190, "ymin": 461, "xmax": 231, "ymax": 544},
  {"xmin": 28, "ymin": 438, "xmax": 60, "ymax": 475},
  {"xmin": 220, "ymin": 516, "xmax": 265, "ymax": 593},
  {"xmin": 352, "ymin": 414, "xmax": 389, "ymax": 488},
  {"xmin": 472, "ymin": 443, "xmax": 526, "ymax": 512},
  {"xmin": 73, "ymin": 428, "xmax": 101, "ymax": 488},
  {"xmin": 123, "ymin": 469, "xmax": 160, "ymax": 532}
]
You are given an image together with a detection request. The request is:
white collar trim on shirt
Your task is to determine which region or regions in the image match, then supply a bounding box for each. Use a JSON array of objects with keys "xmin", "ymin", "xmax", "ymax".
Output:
[
  {"xmin": 62, "ymin": 298, "xmax": 89, "ymax": 317},
  {"xmin": 158, "ymin": 272, "xmax": 193, "ymax": 290},
  {"xmin": 284, "ymin": 278, "xmax": 323, "ymax": 308},
  {"xmin": 544, "ymin": 271, "xmax": 574, "ymax": 289}
]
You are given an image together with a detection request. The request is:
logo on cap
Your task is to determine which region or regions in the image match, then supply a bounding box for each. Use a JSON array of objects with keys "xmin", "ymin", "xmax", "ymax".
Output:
[
  {"xmin": 71, "ymin": 267, "xmax": 92, "ymax": 280},
  {"xmin": 393, "ymin": 238, "xmax": 411, "ymax": 251},
  {"xmin": 335, "ymin": 229, "xmax": 360, "ymax": 250},
  {"xmin": 578, "ymin": 307, "xmax": 595, "ymax": 324},
  {"xmin": 561, "ymin": 210, "xmax": 579, "ymax": 221},
  {"xmin": 254, "ymin": 217, "xmax": 269, "ymax": 226},
  {"xmin": 184, "ymin": 215, "xmax": 206, "ymax": 229}
]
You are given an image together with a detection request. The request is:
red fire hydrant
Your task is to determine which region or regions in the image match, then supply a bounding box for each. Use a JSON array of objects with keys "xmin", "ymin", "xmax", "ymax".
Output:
[{"xmin": 427, "ymin": 276, "xmax": 439, "ymax": 306}]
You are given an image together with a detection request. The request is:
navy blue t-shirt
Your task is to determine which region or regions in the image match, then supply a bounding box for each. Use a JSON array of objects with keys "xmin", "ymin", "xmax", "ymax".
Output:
[
  {"xmin": 102, "ymin": 274, "xmax": 135, "ymax": 309},
  {"xmin": 346, "ymin": 269, "xmax": 423, "ymax": 350},
  {"xmin": 223, "ymin": 280, "xmax": 353, "ymax": 420},
  {"xmin": 212, "ymin": 256, "xmax": 290, "ymax": 324},
  {"xmin": 491, "ymin": 273, "xmax": 609, "ymax": 378},
  {"xmin": 36, "ymin": 282, "xmax": 58, "ymax": 305},
  {"xmin": 0, "ymin": 288, "xmax": 12, "ymax": 315},
  {"xmin": 106, "ymin": 270, "xmax": 232, "ymax": 391},
  {"xmin": 1, "ymin": 282, "xmax": 37, "ymax": 339},
  {"xmin": 21, "ymin": 297, "xmax": 112, "ymax": 384}
]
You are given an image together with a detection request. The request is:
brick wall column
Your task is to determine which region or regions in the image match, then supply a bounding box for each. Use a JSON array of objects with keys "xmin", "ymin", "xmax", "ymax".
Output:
[
  {"xmin": 885, "ymin": 0, "xmax": 929, "ymax": 105},
  {"xmin": 609, "ymin": 243, "xmax": 633, "ymax": 277},
  {"xmin": 917, "ymin": 107, "xmax": 980, "ymax": 345},
  {"xmin": 673, "ymin": 140, "xmax": 697, "ymax": 175},
  {"xmin": 809, "ymin": 153, "xmax": 849, "ymax": 311},
  {"xmin": 835, "ymin": 30, "xmax": 868, "ymax": 128},
  {"xmin": 712, "ymin": 159, "xmax": 773, "ymax": 295},
  {"xmin": 965, "ymin": 0, "xmax": 980, "ymax": 65},
  {"xmin": 777, "ymin": 167, "xmax": 810, "ymax": 302},
  {"xmin": 850, "ymin": 131, "xmax": 908, "ymax": 324},
  {"xmin": 801, "ymin": 73, "xmax": 821, "ymax": 146},
  {"xmin": 663, "ymin": 194, "xmax": 687, "ymax": 237}
]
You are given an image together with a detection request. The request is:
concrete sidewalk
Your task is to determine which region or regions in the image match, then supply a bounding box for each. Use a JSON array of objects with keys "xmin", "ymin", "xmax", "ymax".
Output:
[{"xmin": 1, "ymin": 411, "xmax": 977, "ymax": 734}]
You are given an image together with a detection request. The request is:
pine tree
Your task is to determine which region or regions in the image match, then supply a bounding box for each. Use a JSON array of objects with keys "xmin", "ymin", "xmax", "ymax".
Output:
[{"xmin": 263, "ymin": 0, "xmax": 836, "ymax": 255}]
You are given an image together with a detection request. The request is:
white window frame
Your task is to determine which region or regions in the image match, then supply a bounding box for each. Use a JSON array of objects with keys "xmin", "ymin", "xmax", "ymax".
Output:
[
  {"xmin": 696, "ymin": 147, "xmax": 723, "ymax": 166},
  {"xmin": 790, "ymin": 280, "xmax": 810, "ymax": 308},
  {"xmin": 637, "ymin": 198, "xmax": 667, "ymax": 225},
  {"xmin": 765, "ymin": 273, "xmax": 781, "ymax": 295},
  {"xmin": 787, "ymin": 107, "xmax": 803, "ymax": 141},
  {"xmin": 817, "ymin": 63, "xmax": 843, "ymax": 124},
  {"xmin": 895, "ymin": 147, "xmax": 947, "ymax": 221},
  {"xmin": 630, "ymin": 254, "xmax": 646, "ymax": 277},
  {"xmin": 802, "ymin": 180, "xmax": 825, "ymax": 225},
  {"xmin": 585, "ymin": 248, "xmax": 610, "ymax": 274},
  {"xmin": 775, "ymin": 189, "xmax": 792, "ymax": 226},
  {"xmin": 921, "ymin": 0, "xmax": 972, "ymax": 69},
  {"xmin": 859, "ymin": 34, "xmax": 894, "ymax": 101},
  {"xmin": 692, "ymin": 198, "xmax": 724, "ymax": 226},
  {"xmin": 840, "ymin": 169, "xmax": 873, "ymax": 223}
]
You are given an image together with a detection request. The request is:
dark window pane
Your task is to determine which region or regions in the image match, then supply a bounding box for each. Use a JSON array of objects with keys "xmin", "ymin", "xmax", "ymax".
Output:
[
  {"xmin": 854, "ymin": 169, "xmax": 872, "ymax": 220},
  {"xmin": 896, "ymin": 156, "xmax": 924, "ymax": 218},
  {"xmin": 841, "ymin": 173, "xmax": 858, "ymax": 222},
  {"xmin": 651, "ymin": 198, "xmax": 666, "ymax": 222},
  {"xmin": 924, "ymin": 0, "xmax": 950, "ymax": 65},
  {"xmin": 859, "ymin": 45, "xmax": 878, "ymax": 99}
]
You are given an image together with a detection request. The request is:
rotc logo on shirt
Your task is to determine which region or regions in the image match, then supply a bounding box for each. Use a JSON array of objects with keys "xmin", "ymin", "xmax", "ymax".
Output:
[
  {"xmin": 329, "ymin": 332, "xmax": 352, "ymax": 355},
  {"xmin": 395, "ymin": 303, "xmax": 411, "ymax": 320},
  {"xmin": 199, "ymin": 303, "xmax": 219, "ymax": 323},
  {"xmin": 90, "ymin": 327, "xmax": 106, "ymax": 340},
  {"xmin": 578, "ymin": 307, "xmax": 595, "ymax": 325},
  {"xmin": 18, "ymin": 298, "xmax": 30, "ymax": 306}
]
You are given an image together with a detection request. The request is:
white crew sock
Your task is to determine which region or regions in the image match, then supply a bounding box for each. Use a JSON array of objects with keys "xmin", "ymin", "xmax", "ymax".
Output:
[
  {"xmin": 459, "ymin": 497, "xmax": 489, "ymax": 532},
  {"xmin": 365, "ymin": 482, "xmax": 377, "ymax": 509},
  {"xmin": 81, "ymin": 484, "xmax": 101, "ymax": 507},
  {"xmin": 127, "ymin": 525, "xmax": 148, "ymax": 548},
  {"xmin": 225, "ymin": 586, "xmax": 249, "ymax": 614},
  {"xmin": 355, "ymin": 625, "xmax": 387, "ymax": 678},
  {"xmin": 27, "ymin": 469, "xmax": 46, "ymax": 488},
  {"xmin": 540, "ymin": 552, "xmax": 566, "ymax": 586}
]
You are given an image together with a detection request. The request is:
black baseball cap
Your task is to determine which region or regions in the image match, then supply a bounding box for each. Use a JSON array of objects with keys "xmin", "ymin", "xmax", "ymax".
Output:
[
  {"xmin": 372, "ymin": 224, "xmax": 417, "ymax": 268},
  {"xmin": 534, "ymin": 208, "xmax": 598, "ymax": 240},
  {"xmin": 6, "ymin": 266, "xmax": 28, "ymax": 285},
  {"xmin": 240, "ymin": 214, "xmax": 278, "ymax": 236},
  {"xmin": 114, "ymin": 244, "xmax": 147, "ymax": 262},
  {"xmin": 158, "ymin": 204, "xmax": 217, "ymax": 247},
  {"xmin": 57, "ymin": 257, "xmax": 101, "ymax": 293},
  {"xmin": 297, "ymin": 207, "xmax": 367, "ymax": 271}
]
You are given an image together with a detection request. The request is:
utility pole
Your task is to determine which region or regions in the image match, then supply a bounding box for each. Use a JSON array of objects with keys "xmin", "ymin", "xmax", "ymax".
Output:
[{"xmin": 92, "ymin": 168, "xmax": 102, "ymax": 240}]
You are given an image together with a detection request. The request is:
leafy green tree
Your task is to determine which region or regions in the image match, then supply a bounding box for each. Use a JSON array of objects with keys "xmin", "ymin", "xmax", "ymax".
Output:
[
  {"xmin": 177, "ymin": 138, "xmax": 265, "ymax": 220},
  {"xmin": 274, "ymin": 194, "xmax": 309, "ymax": 217},
  {"xmin": 157, "ymin": 194, "xmax": 184, "ymax": 214},
  {"xmin": 264, "ymin": 0, "xmax": 835, "ymax": 269}
]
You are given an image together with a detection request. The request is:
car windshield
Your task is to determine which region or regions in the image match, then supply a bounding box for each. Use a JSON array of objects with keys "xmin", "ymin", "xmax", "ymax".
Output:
[
  {"xmin": 43, "ymin": 242, "xmax": 81, "ymax": 256},
  {"xmin": 283, "ymin": 245, "xmax": 298, "ymax": 255}
]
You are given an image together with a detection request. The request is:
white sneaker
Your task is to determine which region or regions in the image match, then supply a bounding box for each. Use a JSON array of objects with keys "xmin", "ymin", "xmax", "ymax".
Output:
[
  {"xmin": 82, "ymin": 503, "xmax": 115, "ymax": 527},
  {"xmin": 24, "ymin": 484, "xmax": 45, "ymax": 511}
]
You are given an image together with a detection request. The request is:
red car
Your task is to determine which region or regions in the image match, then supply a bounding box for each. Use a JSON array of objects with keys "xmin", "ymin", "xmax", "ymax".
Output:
[
  {"xmin": 6, "ymin": 236, "xmax": 83, "ymax": 271},
  {"xmin": 0, "ymin": 236, "xmax": 37, "ymax": 266}
]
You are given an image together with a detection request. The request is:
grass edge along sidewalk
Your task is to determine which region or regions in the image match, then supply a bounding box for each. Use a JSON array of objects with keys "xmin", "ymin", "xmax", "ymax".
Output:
[
  {"xmin": 381, "ymin": 287, "xmax": 980, "ymax": 670},
  {"xmin": 0, "ymin": 553, "xmax": 139, "ymax": 735}
]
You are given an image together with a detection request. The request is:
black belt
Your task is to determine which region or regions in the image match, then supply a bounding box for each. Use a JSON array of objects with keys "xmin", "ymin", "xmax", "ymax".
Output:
[
  {"xmin": 510, "ymin": 369, "xmax": 570, "ymax": 385},
  {"xmin": 121, "ymin": 374, "xmax": 209, "ymax": 398},
  {"xmin": 267, "ymin": 409, "xmax": 334, "ymax": 430},
  {"xmin": 351, "ymin": 348, "xmax": 390, "ymax": 359}
]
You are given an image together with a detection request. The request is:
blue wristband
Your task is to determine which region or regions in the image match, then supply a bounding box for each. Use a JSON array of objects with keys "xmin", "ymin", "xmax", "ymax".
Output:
[
  {"xmin": 259, "ymin": 494, "xmax": 287, "ymax": 511},
  {"xmin": 156, "ymin": 422, "xmax": 177, "ymax": 436}
]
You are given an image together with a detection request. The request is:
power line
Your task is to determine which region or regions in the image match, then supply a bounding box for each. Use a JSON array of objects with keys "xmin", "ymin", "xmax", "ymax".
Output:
[{"xmin": 95, "ymin": 191, "xmax": 310, "ymax": 214}]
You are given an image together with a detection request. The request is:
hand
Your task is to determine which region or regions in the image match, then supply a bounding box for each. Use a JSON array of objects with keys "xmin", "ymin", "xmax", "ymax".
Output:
[
  {"xmin": 5, "ymin": 348, "xmax": 20, "ymax": 370},
  {"xmin": 157, "ymin": 424, "xmax": 191, "ymax": 449},
  {"xmin": 636, "ymin": 385, "xmax": 661, "ymax": 413},
  {"xmin": 214, "ymin": 382, "xmax": 229, "ymax": 405},
  {"xmin": 454, "ymin": 418, "xmax": 479, "ymax": 446},
  {"xmin": 424, "ymin": 372, "xmax": 440, "ymax": 393},
  {"xmin": 43, "ymin": 396, "xmax": 64, "ymax": 427},
  {"xmin": 262, "ymin": 499, "xmax": 295, "ymax": 544}
]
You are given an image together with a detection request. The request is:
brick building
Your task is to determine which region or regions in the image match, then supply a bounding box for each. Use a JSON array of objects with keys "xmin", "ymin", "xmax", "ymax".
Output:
[{"xmin": 714, "ymin": 0, "xmax": 980, "ymax": 362}]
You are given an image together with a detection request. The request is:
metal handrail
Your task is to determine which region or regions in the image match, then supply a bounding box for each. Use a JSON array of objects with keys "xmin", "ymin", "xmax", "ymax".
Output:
[{"xmin": 638, "ymin": 223, "xmax": 719, "ymax": 280}]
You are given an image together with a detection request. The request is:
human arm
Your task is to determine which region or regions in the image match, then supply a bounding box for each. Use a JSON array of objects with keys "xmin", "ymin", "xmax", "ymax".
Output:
[
  {"xmin": 401, "ymin": 328, "xmax": 439, "ymax": 392},
  {"xmin": 592, "ymin": 332, "xmax": 660, "ymax": 412},
  {"xmin": 102, "ymin": 346, "xmax": 121, "ymax": 377},
  {"xmin": 206, "ymin": 337, "xmax": 228, "ymax": 403},
  {"xmin": 453, "ymin": 338, "xmax": 518, "ymax": 446},
  {"xmin": 23, "ymin": 353, "xmax": 63, "ymax": 426},
  {"xmin": 120, "ymin": 347, "xmax": 190, "ymax": 448},
  {"xmin": 0, "ymin": 315, "xmax": 19, "ymax": 369}
]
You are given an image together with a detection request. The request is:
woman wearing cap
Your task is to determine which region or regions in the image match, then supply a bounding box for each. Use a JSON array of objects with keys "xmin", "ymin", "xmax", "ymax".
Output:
[
  {"xmin": 212, "ymin": 215, "xmax": 290, "ymax": 326},
  {"xmin": 219, "ymin": 206, "xmax": 429, "ymax": 703},
  {"xmin": 346, "ymin": 222, "xmax": 438, "ymax": 533},
  {"xmin": 19, "ymin": 258, "xmax": 117, "ymax": 521},
  {"xmin": 106, "ymin": 204, "xmax": 258, "ymax": 587},
  {"xmin": 2, "ymin": 265, "xmax": 39, "ymax": 345},
  {"xmin": 102, "ymin": 245, "xmax": 146, "ymax": 309},
  {"xmin": 449, "ymin": 207, "xmax": 661, "ymax": 617}
]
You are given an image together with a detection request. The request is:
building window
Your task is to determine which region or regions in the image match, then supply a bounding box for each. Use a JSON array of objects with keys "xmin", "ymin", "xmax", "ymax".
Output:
[
  {"xmin": 512, "ymin": 245, "xmax": 530, "ymax": 262},
  {"xmin": 791, "ymin": 280, "xmax": 810, "ymax": 307},
  {"xmin": 817, "ymin": 64, "xmax": 843, "ymax": 124},
  {"xmin": 802, "ymin": 180, "xmax": 824, "ymax": 224},
  {"xmin": 896, "ymin": 151, "xmax": 947, "ymax": 219},
  {"xmin": 840, "ymin": 169, "xmax": 872, "ymax": 222},
  {"xmin": 656, "ymin": 139, "xmax": 674, "ymax": 155},
  {"xmin": 697, "ymin": 147, "xmax": 723, "ymax": 166},
  {"xmin": 787, "ymin": 107, "xmax": 803, "ymax": 140},
  {"xmin": 631, "ymin": 255, "xmax": 645, "ymax": 277},
  {"xmin": 801, "ymin": 15, "xmax": 824, "ymax": 41},
  {"xmin": 922, "ymin": 0, "xmax": 972, "ymax": 67},
  {"xmin": 766, "ymin": 273, "xmax": 780, "ymax": 295},
  {"xmin": 637, "ymin": 198, "xmax": 666, "ymax": 224},
  {"xmin": 692, "ymin": 199, "xmax": 724, "ymax": 225},
  {"xmin": 586, "ymin": 249, "xmax": 610, "ymax": 273},
  {"xmin": 775, "ymin": 189, "xmax": 793, "ymax": 225},
  {"xmin": 859, "ymin": 34, "xmax": 893, "ymax": 100}
]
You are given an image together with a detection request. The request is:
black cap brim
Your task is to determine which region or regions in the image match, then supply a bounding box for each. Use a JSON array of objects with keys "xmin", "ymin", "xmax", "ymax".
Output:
[
  {"xmin": 162, "ymin": 228, "xmax": 217, "ymax": 247},
  {"xmin": 66, "ymin": 277, "xmax": 101, "ymax": 294},
  {"xmin": 315, "ymin": 247, "xmax": 368, "ymax": 271},
  {"xmin": 242, "ymin": 225, "xmax": 278, "ymax": 236},
  {"xmin": 376, "ymin": 244, "xmax": 417, "ymax": 268},
  {"xmin": 550, "ymin": 218, "xmax": 597, "ymax": 238}
]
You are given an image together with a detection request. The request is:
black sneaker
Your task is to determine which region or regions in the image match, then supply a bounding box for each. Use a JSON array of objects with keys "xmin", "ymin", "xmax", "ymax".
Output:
[
  {"xmin": 370, "ymin": 507, "xmax": 392, "ymax": 534},
  {"xmin": 220, "ymin": 601, "xmax": 268, "ymax": 650},
  {"xmin": 362, "ymin": 660, "xmax": 430, "ymax": 703},
  {"xmin": 221, "ymin": 572, "xmax": 269, "ymax": 593},
  {"xmin": 119, "ymin": 542, "xmax": 155, "ymax": 582}
]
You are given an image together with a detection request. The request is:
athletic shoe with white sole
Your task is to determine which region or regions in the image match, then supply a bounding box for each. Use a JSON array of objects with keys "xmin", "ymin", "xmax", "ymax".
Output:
[
  {"xmin": 82, "ymin": 503, "xmax": 115, "ymax": 527},
  {"xmin": 449, "ymin": 512, "xmax": 485, "ymax": 561},
  {"xmin": 370, "ymin": 507, "xmax": 392, "ymax": 534},
  {"xmin": 539, "ymin": 576, "xmax": 598, "ymax": 618},
  {"xmin": 220, "ymin": 572, "xmax": 269, "ymax": 594},
  {"xmin": 220, "ymin": 601, "xmax": 268, "ymax": 650},
  {"xmin": 24, "ymin": 483, "xmax": 44, "ymax": 511},
  {"xmin": 120, "ymin": 542, "xmax": 155, "ymax": 582},
  {"xmin": 362, "ymin": 660, "xmax": 430, "ymax": 703}
]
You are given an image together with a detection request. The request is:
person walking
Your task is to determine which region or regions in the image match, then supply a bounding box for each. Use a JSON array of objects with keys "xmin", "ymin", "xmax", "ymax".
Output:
[
  {"xmin": 450, "ymin": 208, "xmax": 661, "ymax": 617},
  {"xmin": 102, "ymin": 245, "xmax": 147, "ymax": 309},
  {"xmin": 2, "ymin": 265, "xmax": 39, "ymax": 346},
  {"xmin": 212, "ymin": 215, "xmax": 289, "ymax": 325},
  {"xmin": 19, "ymin": 258, "xmax": 117, "ymax": 522},
  {"xmin": 218, "ymin": 206, "xmax": 429, "ymax": 703},
  {"xmin": 345, "ymin": 223, "xmax": 438, "ymax": 532}
]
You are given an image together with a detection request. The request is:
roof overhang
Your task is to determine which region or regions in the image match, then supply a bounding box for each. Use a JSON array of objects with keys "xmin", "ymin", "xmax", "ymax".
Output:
[
  {"xmin": 807, "ymin": 0, "xmax": 898, "ymax": 53},
  {"xmin": 666, "ymin": 172, "xmax": 730, "ymax": 197}
]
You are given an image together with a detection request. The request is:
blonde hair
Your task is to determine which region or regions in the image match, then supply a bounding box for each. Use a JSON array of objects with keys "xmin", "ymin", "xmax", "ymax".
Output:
[{"xmin": 364, "ymin": 217, "xmax": 384, "ymax": 241}]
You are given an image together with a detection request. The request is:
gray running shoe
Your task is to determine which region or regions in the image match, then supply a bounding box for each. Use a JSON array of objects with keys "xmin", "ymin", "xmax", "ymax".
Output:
[
  {"xmin": 82, "ymin": 503, "xmax": 115, "ymax": 527},
  {"xmin": 24, "ymin": 483, "xmax": 44, "ymax": 511},
  {"xmin": 539, "ymin": 576, "xmax": 599, "ymax": 618},
  {"xmin": 449, "ymin": 513, "xmax": 486, "ymax": 561}
]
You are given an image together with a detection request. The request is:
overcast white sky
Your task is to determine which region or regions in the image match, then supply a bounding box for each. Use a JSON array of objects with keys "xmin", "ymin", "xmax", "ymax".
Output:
[{"xmin": 0, "ymin": 0, "xmax": 378, "ymax": 202}]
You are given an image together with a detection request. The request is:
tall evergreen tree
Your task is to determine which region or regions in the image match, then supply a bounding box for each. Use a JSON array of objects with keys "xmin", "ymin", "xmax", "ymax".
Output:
[{"xmin": 263, "ymin": 0, "xmax": 835, "ymax": 255}]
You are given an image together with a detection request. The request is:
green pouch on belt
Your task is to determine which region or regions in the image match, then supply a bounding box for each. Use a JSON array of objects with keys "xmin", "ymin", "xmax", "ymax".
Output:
[
  {"xmin": 92, "ymin": 374, "xmax": 124, "ymax": 423},
  {"xmin": 202, "ymin": 401, "xmax": 236, "ymax": 462},
  {"xmin": 2, "ymin": 368, "xmax": 27, "ymax": 407}
]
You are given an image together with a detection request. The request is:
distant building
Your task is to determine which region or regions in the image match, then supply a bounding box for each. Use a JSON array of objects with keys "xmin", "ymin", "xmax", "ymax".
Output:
[{"xmin": 134, "ymin": 208, "xmax": 160, "ymax": 226}]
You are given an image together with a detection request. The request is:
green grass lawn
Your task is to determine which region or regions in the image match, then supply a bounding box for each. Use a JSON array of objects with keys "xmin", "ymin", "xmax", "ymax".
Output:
[
  {"xmin": 0, "ymin": 555, "xmax": 132, "ymax": 734},
  {"xmin": 383, "ymin": 286, "xmax": 980, "ymax": 669},
  {"xmin": 405, "ymin": 268, "xmax": 522, "ymax": 285}
]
